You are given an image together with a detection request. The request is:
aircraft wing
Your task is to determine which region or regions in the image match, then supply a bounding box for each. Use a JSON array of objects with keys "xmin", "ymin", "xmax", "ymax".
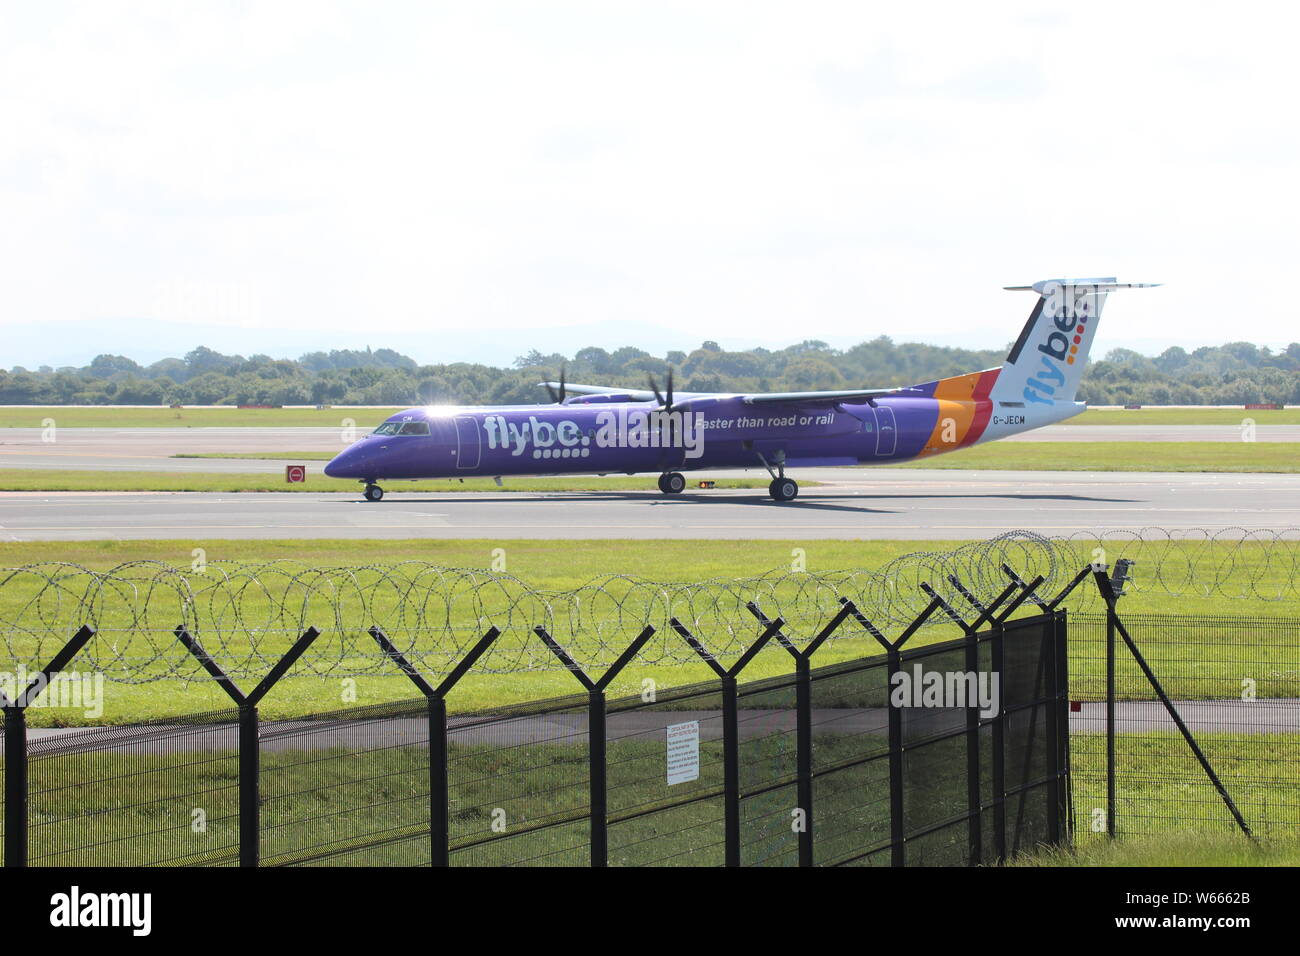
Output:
[
  {"xmin": 539, "ymin": 382, "xmax": 716, "ymax": 402},
  {"xmin": 741, "ymin": 388, "xmax": 906, "ymax": 406},
  {"xmin": 540, "ymin": 381, "xmax": 905, "ymax": 407},
  {"xmin": 540, "ymin": 382, "xmax": 657, "ymax": 400}
]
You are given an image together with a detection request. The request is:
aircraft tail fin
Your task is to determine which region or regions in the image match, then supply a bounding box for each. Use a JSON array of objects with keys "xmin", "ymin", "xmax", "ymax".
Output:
[{"xmin": 989, "ymin": 278, "xmax": 1159, "ymax": 407}]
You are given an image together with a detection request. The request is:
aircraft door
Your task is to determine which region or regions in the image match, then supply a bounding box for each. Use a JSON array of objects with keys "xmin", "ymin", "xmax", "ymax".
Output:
[
  {"xmin": 873, "ymin": 406, "xmax": 897, "ymax": 456},
  {"xmin": 454, "ymin": 416, "xmax": 481, "ymax": 469}
]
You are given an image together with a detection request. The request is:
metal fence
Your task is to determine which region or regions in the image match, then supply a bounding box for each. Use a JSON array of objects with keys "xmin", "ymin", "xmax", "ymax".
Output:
[
  {"xmin": 5, "ymin": 557, "xmax": 1296, "ymax": 866},
  {"xmin": 1, "ymin": 574, "xmax": 1070, "ymax": 867},
  {"xmin": 1069, "ymin": 608, "xmax": 1300, "ymax": 841}
]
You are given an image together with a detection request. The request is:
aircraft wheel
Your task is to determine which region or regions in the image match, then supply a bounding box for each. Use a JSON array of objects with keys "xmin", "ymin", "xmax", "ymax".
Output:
[
  {"xmin": 769, "ymin": 477, "xmax": 798, "ymax": 502},
  {"xmin": 363, "ymin": 483, "xmax": 384, "ymax": 502},
  {"xmin": 658, "ymin": 472, "xmax": 686, "ymax": 495}
]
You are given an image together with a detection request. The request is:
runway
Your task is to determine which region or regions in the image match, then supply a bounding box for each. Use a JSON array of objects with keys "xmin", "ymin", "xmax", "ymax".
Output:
[
  {"xmin": 0, "ymin": 423, "xmax": 1296, "ymax": 473},
  {"xmin": 2, "ymin": 469, "xmax": 1297, "ymax": 541}
]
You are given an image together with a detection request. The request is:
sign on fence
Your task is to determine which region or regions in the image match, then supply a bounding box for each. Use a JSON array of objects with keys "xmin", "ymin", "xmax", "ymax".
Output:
[{"xmin": 666, "ymin": 720, "xmax": 701, "ymax": 785}]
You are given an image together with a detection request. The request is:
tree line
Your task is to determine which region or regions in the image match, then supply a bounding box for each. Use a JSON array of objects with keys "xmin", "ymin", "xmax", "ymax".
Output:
[{"xmin": 3, "ymin": 339, "xmax": 1298, "ymax": 407}]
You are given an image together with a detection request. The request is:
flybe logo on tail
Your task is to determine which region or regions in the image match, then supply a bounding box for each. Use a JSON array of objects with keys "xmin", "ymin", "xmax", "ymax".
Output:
[{"xmin": 1022, "ymin": 282, "xmax": 1091, "ymax": 407}]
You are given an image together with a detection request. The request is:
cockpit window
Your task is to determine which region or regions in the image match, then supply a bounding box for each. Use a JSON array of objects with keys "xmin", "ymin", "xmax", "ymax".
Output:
[{"xmin": 371, "ymin": 421, "xmax": 430, "ymax": 436}]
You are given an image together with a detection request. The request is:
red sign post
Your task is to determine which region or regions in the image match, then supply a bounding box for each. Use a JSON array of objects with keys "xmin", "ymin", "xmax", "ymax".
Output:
[{"xmin": 285, "ymin": 465, "xmax": 306, "ymax": 483}]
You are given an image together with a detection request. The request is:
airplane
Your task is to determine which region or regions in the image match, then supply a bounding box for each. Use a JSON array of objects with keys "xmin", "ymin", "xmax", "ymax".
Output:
[{"xmin": 324, "ymin": 278, "xmax": 1157, "ymax": 502}]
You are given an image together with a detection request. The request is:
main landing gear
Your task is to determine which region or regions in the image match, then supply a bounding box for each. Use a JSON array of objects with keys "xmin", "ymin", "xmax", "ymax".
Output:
[
  {"xmin": 657, "ymin": 472, "xmax": 686, "ymax": 495},
  {"xmin": 768, "ymin": 476, "xmax": 798, "ymax": 502},
  {"xmin": 755, "ymin": 451, "xmax": 798, "ymax": 502},
  {"xmin": 362, "ymin": 482, "xmax": 384, "ymax": 502}
]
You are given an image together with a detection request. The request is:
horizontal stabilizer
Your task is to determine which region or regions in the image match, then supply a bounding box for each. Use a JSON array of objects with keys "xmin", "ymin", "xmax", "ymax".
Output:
[{"xmin": 1003, "ymin": 279, "xmax": 1161, "ymax": 293}]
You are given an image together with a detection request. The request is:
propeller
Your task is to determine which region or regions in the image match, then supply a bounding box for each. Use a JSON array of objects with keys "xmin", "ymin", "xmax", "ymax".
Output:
[
  {"xmin": 647, "ymin": 367, "xmax": 681, "ymax": 464},
  {"xmin": 646, "ymin": 367, "xmax": 674, "ymax": 410},
  {"xmin": 544, "ymin": 363, "xmax": 568, "ymax": 404}
]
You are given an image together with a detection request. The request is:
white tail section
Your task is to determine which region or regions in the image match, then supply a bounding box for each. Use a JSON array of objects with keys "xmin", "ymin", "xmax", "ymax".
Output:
[{"xmin": 989, "ymin": 277, "xmax": 1159, "ymax": 408}]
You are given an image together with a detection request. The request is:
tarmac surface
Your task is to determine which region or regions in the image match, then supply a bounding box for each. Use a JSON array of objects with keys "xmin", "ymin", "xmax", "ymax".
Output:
[
  {"xmin": 2, "ymin": 469, "xmax": 1297, "ymax": 540},
  {"xmin": 1, "ymin": 423, "xmax": 1297, "ymax": 473},
  {"xmin": 27, "ymin": 698, "xmax": 1299, "ymax": 750}
]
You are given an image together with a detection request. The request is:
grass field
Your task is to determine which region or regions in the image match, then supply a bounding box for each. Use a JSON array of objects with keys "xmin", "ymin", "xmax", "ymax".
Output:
[
  {"xmin": 182, "ymin": 442, "xmax": 1300, "ymax": 475},
  {"xmin": 0, "ymin": 470, "xmax": 777, "ymax": 493},
  {"xmin": 175, "ymin": 451, "xmax": 338, "ymax": 460},
  {"xmin": 0, "ymin": 406, "xmax": 401, "ymax": 428},
  {"xmin": 17, "ymin": 724, "xmax": 1296, "ymax": 867},
  {"xmin": 1069, "ymin": 730, "xmax": 1300, "ymax": 840},
  {"xmin": 1067, "ymin": 408, "xmax": 1300, "ymax": 426},
  {"xmin": 2, "ymin": 405, "xmax": 1296, "ymax": 429},
  {"xmin": 891, "ymin": 442, "xmax": 1300, "ymax": 472},
  {"xmin": 2, "ymin": 536, "xmax": 1297, "ymax": 725},
  {"xmin": 1014, "ymin": 832, "xmax": 1300, "ymax": 866}
]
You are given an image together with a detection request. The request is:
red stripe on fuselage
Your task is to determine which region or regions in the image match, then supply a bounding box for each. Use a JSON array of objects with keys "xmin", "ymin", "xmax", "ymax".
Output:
[{"xmin": 961, "ymin": 368, "xmax": 999, "ymax": 446}]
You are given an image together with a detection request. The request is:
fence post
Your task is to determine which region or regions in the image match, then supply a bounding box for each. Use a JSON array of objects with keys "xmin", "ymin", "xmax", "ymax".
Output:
[
  {"xmin": 174, "ymin": 624, "xmax": 320, "ymax": 868},
  {"xmin": 534, "ymin": 624, "xmax": 655, "ymax": 868},
  {"xmin": 841, "ymin": 596, "xmax": 940, "ymax": 867},
  {"xmin": 174, "ymin": 626, "xmax": 253, "ymax": 865},
  {"xmin": 370, "ymin": 624, "xmax": 501, "ymax": 867},
  {"xmin": 1105, "ymin": 593, "xmax": 1117, "ymax": 839},
  {"xmin": 672, "ymin": 616, "xmax": 782, "ymax": 868},
  {"xmin": 884, "ymin": 646, "xmax": 906, "ymax": 867},
  {"xmin": 746, "ymin": 601, "xmax": 854, "ymax": 868},
  {"xmin": 990, "ymin": 618, "xmax": 1006, "ymax": 861},
  {"xmin": 2, "ymin": 624, "xmax": 97, "ymax": 869},
  {"xmin": 429, "ymin": 695, "xmax": 447, "ymax": 865},
  {"xmin": 1092, "ymin": 571, "xmax": 1253, "ymax": 838},
  {"xmin": 237, "ymin": 705, "xmax": 259, "ymax": 867},
  {"xmin": 793, "ymin": 654, "xmax": 812, "ymax": 866},
  {"xmin": 1044, "ymin": 609, "xmax": 1069, "ymax": 846},
  {"xmin": 947, "ymin": 577, "xmax": 1019, "ymax": 866},
  {"xmin": 3, "ymin": 706, "xmax": 27, "ymax": 868}
]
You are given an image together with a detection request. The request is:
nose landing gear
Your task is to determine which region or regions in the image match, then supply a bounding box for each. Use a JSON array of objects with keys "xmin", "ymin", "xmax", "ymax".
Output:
[
  {"xmin": 754, "ymin": 451, "xmax": 799, "ymax": 502},
  {"xmin": 362, "ymin": 482, "xmax": 384, "ymax": 502}
]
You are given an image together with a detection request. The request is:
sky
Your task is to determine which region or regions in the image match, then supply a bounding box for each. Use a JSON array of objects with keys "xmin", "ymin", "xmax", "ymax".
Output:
[{"xmin": 2, "ymin": 1, "xmax": 1298, "ymax": 369}]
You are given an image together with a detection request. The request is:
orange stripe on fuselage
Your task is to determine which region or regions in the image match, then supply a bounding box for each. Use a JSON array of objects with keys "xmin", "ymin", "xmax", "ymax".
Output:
[{"xmin": 916, "ymin": 368, "xmax": 1000, "ymax": 457}]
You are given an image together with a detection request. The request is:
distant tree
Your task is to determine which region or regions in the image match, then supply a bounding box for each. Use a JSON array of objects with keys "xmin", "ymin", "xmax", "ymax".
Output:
[{"xmin": 5, "ymin": 335, "xmax": 1298, "ymax": 406}]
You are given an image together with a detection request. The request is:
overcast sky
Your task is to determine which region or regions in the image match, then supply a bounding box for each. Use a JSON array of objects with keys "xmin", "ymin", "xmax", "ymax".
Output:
[{"xmin": 3, "ymin": 1, "xmax": 1298, "ymax": 368}]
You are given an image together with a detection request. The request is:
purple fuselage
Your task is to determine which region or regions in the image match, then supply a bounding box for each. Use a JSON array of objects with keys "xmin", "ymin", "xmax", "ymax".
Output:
[{"xmin": 323, "ymin": 394, "xmax": 956, "ymax": 481}]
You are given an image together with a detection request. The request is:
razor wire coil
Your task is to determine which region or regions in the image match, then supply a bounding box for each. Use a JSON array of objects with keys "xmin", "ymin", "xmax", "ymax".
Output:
[{"xmin": 2, "ymin": 528, "xmax": 1297, "ymax": 684}]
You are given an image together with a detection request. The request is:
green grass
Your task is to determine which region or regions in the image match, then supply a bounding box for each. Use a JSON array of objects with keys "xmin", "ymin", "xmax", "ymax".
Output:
[
  {"xmin": 175, "ymin": 451, "xmax": 337, "ymax": 460},
  {"xmin": 0, "ymin": 470, "xmax": 776, "ymax": 493},
  {"xmin": 1069, "ymin": 730, "xmax": 1300, "ymax": 840},
  {"xmin": 1013, "ymin": 832, "xmax": 1300, "ymax": 866},
  {"xmin": 2, "ymin": 537, "xmax": 1297, "ymax": 725},
  {"xmin": 0, "ymin": 406, "xmax": 401, "ymax": 428},
  {"xmin": 195, "ymin": 441, "xmax": 1300, "ymax": 475},
  {"xmin": 1012, "ymin": 730, "xmax": 1300, "ymax": 865},
  {"xmin": 19, "ymin": 723, "xmax": 818, "ymax": 866},
  {"xmin": 891, "ymin": 441, "xmax": 1300, "ymax": 473},
  {"xmin": 1068, "ymin": 407, "xmax": 1299, "ymax": 425},
  {"xmin": 18, "ymin": 725, "xmax": 1297, "ymax": 867}
]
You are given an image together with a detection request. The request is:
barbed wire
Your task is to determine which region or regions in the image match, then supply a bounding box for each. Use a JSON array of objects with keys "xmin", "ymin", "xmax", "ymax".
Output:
[{"xmin": 2, "ymin": 528, "xmax": 1297, "ymax": 684}]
